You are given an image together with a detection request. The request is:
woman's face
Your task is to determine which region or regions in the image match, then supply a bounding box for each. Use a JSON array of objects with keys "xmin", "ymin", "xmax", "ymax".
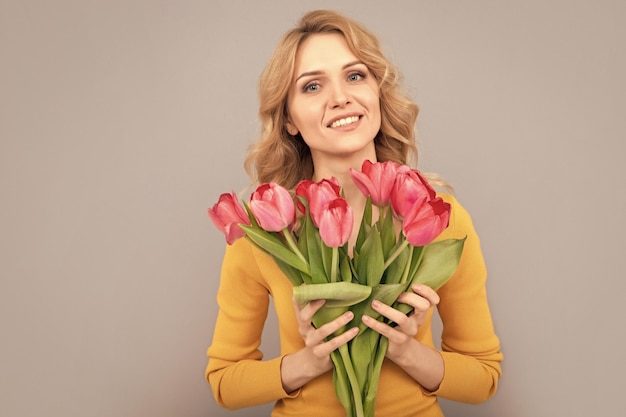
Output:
[{"xmin": 286, "ymin": 33, "xmax": 381, "ymax": 168}]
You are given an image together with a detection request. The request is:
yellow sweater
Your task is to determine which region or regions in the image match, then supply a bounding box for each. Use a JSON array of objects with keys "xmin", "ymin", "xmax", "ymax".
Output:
[{"xmin": 206, "ymin": 194, "xmax": 503, "ymax": 416}]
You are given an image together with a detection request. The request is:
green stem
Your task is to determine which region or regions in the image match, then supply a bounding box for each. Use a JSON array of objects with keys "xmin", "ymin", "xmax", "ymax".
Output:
[
  {"xmin": 363, "ymin": 337, "xmax": 388, "ymax": 417},
  {"xmin": 331, "ymin": 351, "xmax": 354, "ymax": 417},
  {"xmin": 330, "ymin": 247, "xmax": 338, "ymax": 283},
  {"xmin": 338, "ymin": 344, "xmax": 364, "ymax": 417},
  {"xmin": 383, "ymin": 238, "xmax": 410, "ymax": 270},
  {"xmin": 282, "ymin": 228, "xmax": 308, "ymax": 265},
  {"xmin": 399, "ymin": 245, "xmax": 413, "ymax": 285},
  {"xmin": 379, "ymin": 203, "xmax": 390, "ymax": 221}
]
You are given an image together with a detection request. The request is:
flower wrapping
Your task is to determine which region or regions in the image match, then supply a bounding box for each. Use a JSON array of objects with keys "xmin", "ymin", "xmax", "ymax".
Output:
[{"xmin": 207, "ymin": 161, "xmax": 465, "ymax": 417}]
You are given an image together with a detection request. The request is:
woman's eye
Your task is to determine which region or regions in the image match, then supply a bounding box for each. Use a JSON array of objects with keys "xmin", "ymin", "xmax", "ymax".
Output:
[
  {"xmin": 348, "ymin": 72, "xmax": 364, "ymax": 82},
  {"xmin": 303, "ymin": 83, "xmax": 320, "ymax": 92}
]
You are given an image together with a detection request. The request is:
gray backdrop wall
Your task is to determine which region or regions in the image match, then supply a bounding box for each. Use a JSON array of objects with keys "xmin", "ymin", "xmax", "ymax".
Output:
[{"xmin": 1, "ymin": 1, "xmax": 624, "ymax": 416}]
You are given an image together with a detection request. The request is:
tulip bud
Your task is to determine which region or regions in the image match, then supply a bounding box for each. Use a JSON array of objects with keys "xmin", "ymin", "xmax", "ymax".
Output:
[
  {"xmin": 249, "ymin": 183, "xmax": 295, "ymax": 232},
  {"xmin": 207, "ymin": 191, "xmax": 251, "ymax": 244},
  {"xmin": 350, "ymin": 160, "xmax": 410, "ymax": 207},
  {"xmin": 390, "ymin": 169, "xmax": 436, "ymax": 219},
  {"xmin": 296, "ymin": 177, "xmax": 342, "ymax": 227},
  {"xmin": 318, "ymin": 198, "xmax": 354, "ymax": 248},
  {"xmin": 402, "ymin": 198, "xmax": 450, "ymax": 246}
]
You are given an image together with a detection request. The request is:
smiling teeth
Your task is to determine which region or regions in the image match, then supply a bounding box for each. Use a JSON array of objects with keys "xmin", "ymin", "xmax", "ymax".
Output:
[{"xmin": 330, "ymin": 116, "xmax": 359, "ymax": 128}]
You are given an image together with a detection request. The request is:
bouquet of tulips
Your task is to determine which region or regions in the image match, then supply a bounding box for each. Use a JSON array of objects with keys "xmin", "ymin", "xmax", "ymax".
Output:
[{"xmin": 208, "ymin": 160, "xmax": 465, "ymax": 417}]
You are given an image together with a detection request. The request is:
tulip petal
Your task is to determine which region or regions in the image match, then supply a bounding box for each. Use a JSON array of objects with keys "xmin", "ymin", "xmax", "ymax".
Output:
[
  {"xmin": 318, "ymin": 198, "xmax": 353, "ymax": 248},
  {"xmin": 349, "ymin": 161, "xmax": 407, "ymax": 207},
  {"xmin": 207, "ymin": 191, "xmax": 250, "ymax": 244},
  {"xmin": 402, "ymin": 197, "xmax": 451, "ymax": 246},
  {"xmin": 249, "ymin": 183, "xmax": 295, "ymax": 232}
]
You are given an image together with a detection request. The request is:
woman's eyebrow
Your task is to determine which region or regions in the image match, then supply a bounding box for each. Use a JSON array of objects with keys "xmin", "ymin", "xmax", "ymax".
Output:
[
  {"xmin": 295, "ymin": 60, "xmax": 365, "ymax": 83},
  {"xmin": 295, "ymin": 70, "xmax": 323, "ymax": 83},
  {"xmin": 342, "ymin": 60, "xmax": 364, "ymax": 69}
]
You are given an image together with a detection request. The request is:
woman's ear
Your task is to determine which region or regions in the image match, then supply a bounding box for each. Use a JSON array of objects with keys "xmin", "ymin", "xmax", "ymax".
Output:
[{"xmin": 285, "ymin": 121, "xmax": 299, "ymax": 136}]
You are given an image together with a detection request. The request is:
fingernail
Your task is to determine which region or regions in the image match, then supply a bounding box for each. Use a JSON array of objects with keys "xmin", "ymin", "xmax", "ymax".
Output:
[
  {"xmin": 345, "ymin": 311, "xmax": 354, "ymax": 320},
  {"xmin": 372, "ymin": 300, "xmax": 380, "ymax": 308}
]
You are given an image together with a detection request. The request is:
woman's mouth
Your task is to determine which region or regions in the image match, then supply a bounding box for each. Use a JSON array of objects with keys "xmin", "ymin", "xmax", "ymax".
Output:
[{"xmin": 328, "ymin": 116, "xmax": 361, "ymax": 128}]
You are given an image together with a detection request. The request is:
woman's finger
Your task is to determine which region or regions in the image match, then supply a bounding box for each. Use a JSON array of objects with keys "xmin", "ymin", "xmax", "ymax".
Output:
[
  {"xmin": 293, "ymin": 298, "xmax": 325, "ymax": 324},
  {"xmin": 312, "ymin": 326, "xmax": 359, "ymax": 357},
  {"xmin": 308, "ymin": 310, "xmax": 354, "ymax": 346},
  {"xmin": 361, "ymin": 314, "xmax": 412, "ymax": 343},
  {"xmin": 369, "ymin": 299, "xmax": 419, "ymax": 336},
  {"xmin": 407, "ymin": 284, "xmax": 440, "ymax": 307},
  {"xmin": 395, "ymin": 292, "xmax": 431, "ymax": 315}
]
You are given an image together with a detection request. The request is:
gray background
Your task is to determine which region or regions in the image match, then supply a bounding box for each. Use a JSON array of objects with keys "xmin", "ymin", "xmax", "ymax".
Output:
[{"xmin": 1, "ymin": 0, "xmax": 624, "ymax": 416}]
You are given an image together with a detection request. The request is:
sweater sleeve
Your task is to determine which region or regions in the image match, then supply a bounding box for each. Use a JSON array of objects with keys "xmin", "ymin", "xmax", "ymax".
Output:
[
  {"xmin": 429, "ymin": 194, "xmax": 503, "ymax": 403},
  {"xmin": 205, "ymin": 238, "xmax": 292, "ymax": 409}
]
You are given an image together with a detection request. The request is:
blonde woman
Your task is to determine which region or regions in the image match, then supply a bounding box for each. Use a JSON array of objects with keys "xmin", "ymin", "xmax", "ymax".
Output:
[{"xmin": 206, "ymin": 10, "xmax": 502, "ymax": 417}]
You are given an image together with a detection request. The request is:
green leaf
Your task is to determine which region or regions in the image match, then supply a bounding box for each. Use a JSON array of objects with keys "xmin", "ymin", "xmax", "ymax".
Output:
[
  {"xmin": 312, "ymin": 305, "xmax": 349, "ymax": 333},
  {"xmin": 331, "ymin": 350, "xmax": 354, "ymax": 416},
  {"xmin": 239, "ymin": 225, "xmax": 310, "ymax": 275},
  {"xmin": 363, "ymin": 196, "xmax": 373, "ymax": 226},
  {"xmin": 292, "ymin": 282, "xmax": 372, "ymax": 308},
  {"xmin": 303, "ymin": 215, "xmax": 327, "ymax": 284},
  {"xmin": 412, "ymin": 238, "xmax": 465, "ymax": 290},
  {"xmin": 381, "ymin": 244, "xmax": 410, "ymax": 285},
  {"xmin": 379, "ymin": 206, "xmax": 397, "ymax": 258},
  {"xmin": 297, "ymin": 217, "xmax": 309, "ymax": 261},
  {"xmin": 321, "ymin": 240, "xmax": 333, "ymax": 282},
  {"xmin": 406, "ymin": 245, "xmax": 425, "ymax": 281},
  {"xmin": 347, "ymin": 249, "xmax": 362, "ymax": 283},
  {"xmin": 355, "ymin": 197, "xmax": 373, "ymax": 251},
  {"xmin": 338, "ymin": 344, "xmax": 365, "ymax": 416},
  {"xmin": 396, "ymin": 238, "xmax": 465, "ymax": 316},
  {"xmin": 272, "ymin": 257, "xmax": 307, "ymax": 286},
  {"xmin": 339, "ymin": 252, "xmax": 353, "ymax": 283},
  {"xmin": 355, "ymin": 228, "xmax": 385, "ymax": 287},
  {"xmin": 349, "ymin": 283, "xmax": 406, "ymax": 331},
  {"xmin": 243, "ymin": 202, "xmax": 260, "ymax": 228},
  {"xmin": 350, "ymin": 329, "xmax": 380, "ymax": 395},
  {"xmin": 363, "ymin": 336, "xmax": 388, "ymax": 417}
]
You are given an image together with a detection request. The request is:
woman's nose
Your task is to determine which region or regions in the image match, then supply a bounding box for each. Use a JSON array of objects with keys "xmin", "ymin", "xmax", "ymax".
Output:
[{"xmin": 328, "ymin": 83, "xmax": 351, "ymax": 109}]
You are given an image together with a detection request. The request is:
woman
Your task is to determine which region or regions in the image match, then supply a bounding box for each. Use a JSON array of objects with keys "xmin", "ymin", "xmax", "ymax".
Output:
[{"xmin": 206, "ymin": 10, "xmax": 502, "ymax": 417}]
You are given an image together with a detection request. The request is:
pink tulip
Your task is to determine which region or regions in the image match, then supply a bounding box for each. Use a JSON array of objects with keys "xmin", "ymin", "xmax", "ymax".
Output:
[
  {"xmin": 295, "ymin": 180, "xmax": 314, "ymax": 215},
  {"xmin": 249, "ymin": 182, "xmax": 295, "ymax": 232},
  {"xmin": 295, "ymin": 178, "xmax": 342, "ymax": 227},
  {"xmin": 207, "ymin": 191, "xmax": 251, "ymax": 245},
  {"xmin": 349, "ymin": 160, "xmax": 410, "ymax": 206},
  {"xmin": 402, "ymin": 197, "xmax": 451, "ymax": 246},
  {"xmin": 390, "ymin": 169, "xmax": 437, "ymax": 219},
  {"xmin": 318, "ymin": 198, "xmax": 354, "ymax": 248}
]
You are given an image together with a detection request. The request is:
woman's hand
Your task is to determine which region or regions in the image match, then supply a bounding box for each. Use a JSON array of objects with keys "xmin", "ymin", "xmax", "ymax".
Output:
[
  {"xmin": 361, "ymin": 284, "xmax": 444, "ymax": 391},
  {"xmin": 280, "ymin": 298, "xmax": 359, "ymax": 393},
  {"xmin": 364, "ymin": 284, "xmax": 439, "ymax": 359}
]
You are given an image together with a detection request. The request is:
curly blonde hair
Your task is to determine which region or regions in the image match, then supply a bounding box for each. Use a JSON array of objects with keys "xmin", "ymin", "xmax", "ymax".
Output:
[{"xmin": 245, "ymin": 10, "xmax": 425, "ymax": 190}]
